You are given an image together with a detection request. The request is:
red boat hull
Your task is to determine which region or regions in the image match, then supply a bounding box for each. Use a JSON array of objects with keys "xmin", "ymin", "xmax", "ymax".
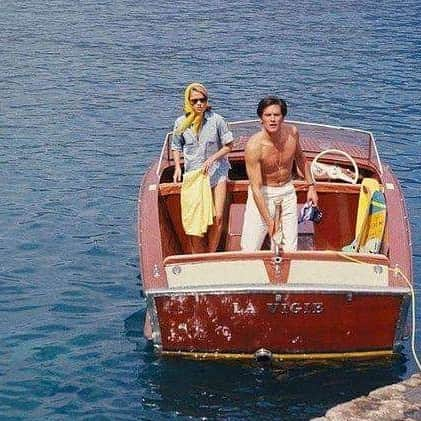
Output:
[{"xmin": 153, "ymin": 291, "xmax": 405, "ymax": 355}]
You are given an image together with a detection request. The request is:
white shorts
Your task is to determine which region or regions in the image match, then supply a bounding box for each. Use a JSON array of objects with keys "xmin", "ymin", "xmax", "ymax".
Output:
[{"xmin": 240, "ymin": 182, "xmax": 298, "ymax": 252}]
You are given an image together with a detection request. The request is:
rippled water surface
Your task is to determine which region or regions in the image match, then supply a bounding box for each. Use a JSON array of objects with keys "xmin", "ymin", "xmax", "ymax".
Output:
[{"xmin": 1, "ymin": 1, "xmax": 420, "ymax": 419}]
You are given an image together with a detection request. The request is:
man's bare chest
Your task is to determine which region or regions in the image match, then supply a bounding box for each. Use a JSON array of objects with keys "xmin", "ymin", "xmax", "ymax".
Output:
[{"xmin": 261, "ymin": 143, "xmax": 295, "ymax": 167}]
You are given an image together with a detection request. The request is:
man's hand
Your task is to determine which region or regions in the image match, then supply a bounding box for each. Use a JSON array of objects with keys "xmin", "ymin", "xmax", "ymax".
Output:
[
  {"xmin": 307, "ymin": 185, "xmax": 318, "ymax": 206},
  {"xmin": 266, "ymin": 217, "xmax": 276, "ymax": 238},
  {"xmin": 173, "ymin": 166, "xmax": 182, "ymax": 183}
]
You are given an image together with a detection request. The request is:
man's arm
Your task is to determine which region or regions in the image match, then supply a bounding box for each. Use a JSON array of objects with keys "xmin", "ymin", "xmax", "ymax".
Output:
[
  {"xmin": 245, "ymin": 139, "xmax": 275, "ymax": 237},
  {"xmin": 294, "ymin": 128, "xmax": 318, "ymax": 205}
]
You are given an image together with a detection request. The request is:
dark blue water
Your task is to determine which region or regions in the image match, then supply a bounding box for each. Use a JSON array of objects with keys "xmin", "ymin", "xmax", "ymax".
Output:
[{"xmin": 1, "ymin": 1, "xmax": 420, "ymax": 419}]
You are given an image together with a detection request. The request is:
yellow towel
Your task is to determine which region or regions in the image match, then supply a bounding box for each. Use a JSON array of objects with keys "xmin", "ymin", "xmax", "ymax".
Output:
[{"xmin": 181, "ymin": 169, "xmax": 215, "ymax": 237}]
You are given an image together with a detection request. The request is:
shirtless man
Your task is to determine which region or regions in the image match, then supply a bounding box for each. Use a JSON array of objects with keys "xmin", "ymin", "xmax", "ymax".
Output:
[{"xmin": 241, "ymin": 96, "xmax": 318, "ymax": 252}]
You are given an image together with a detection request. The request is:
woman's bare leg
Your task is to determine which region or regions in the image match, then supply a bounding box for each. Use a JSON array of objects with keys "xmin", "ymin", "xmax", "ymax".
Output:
[
  {"xmin": 190, "ymin": 235, "xmax": 208, "ymax": 253},
  {"xmin": 207, "ymin": 180, "xmax": 227, "ymax": 252}
]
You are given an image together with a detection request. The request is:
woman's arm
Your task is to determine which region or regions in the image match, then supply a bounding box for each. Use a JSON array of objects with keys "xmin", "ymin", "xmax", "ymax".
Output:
[
  {"xmin": 202, "ymin": 143, "xmax": 233, "ymax": 174},
  {"xmin": 203, "ymin": 114, "xmax": 234, "ymax": 174},
  {"xmin": 171, "ymin": 120, "xmax": 184, "ymax": 183},
  {"xmin": 172, "ymin": 150, "xmax": 182, "ymax": 182}
]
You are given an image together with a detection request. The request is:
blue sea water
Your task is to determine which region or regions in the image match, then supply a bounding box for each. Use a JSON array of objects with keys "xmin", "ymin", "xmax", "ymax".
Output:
[{"xmin": 1, "ymin": 0, "xmax": 420, "ymax": 419}]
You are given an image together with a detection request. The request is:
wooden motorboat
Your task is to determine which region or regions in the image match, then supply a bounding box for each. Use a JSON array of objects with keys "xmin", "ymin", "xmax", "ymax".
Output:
[{"xmin": 137, "ymin": 120, "xmax": 413, "ymax": 362}]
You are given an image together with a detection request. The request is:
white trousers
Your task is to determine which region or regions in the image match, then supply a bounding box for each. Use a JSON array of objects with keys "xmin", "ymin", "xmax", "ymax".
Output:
[{"xmin": 240, "ymin": 182, "xmax": 298, "ymax": 252}]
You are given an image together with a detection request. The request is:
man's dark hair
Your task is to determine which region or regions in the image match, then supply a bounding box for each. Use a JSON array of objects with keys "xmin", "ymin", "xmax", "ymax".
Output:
[{"xmin": 257, "ymin": 96, "xmax": 287, "ymax": 118}]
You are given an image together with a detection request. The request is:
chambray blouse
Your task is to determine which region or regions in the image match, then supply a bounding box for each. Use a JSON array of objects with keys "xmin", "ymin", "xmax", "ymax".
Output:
[{"xmin": 171, "ymin": 110, "xmax": 234, "ymax": 176}]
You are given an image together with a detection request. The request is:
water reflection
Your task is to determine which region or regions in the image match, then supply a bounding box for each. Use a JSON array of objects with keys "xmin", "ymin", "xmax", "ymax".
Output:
[{"xmin": 124, "ymin": 308, "xmax": 146, "ymax": 339}]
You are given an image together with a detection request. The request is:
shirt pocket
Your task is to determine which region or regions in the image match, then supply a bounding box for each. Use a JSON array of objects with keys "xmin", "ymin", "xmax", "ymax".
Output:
[
  {"xmin": 183, "ymin": 132, "xmax": 196, "ymax": 145},
  {"xmin": 205, "ymin": 137, "xmax": 219, "ymax": 156}
]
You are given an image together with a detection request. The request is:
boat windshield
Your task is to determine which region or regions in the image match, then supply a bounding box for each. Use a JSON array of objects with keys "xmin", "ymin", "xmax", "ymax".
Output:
[{"xmin": 158, "ymin": 120, "xmax": 382, "ymax": 175}]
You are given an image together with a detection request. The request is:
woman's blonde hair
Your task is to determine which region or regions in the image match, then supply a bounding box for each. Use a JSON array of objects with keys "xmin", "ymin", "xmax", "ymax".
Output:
[{"xmin": 176, "ymin": 82, "xmax": 210, "ymax": 135}]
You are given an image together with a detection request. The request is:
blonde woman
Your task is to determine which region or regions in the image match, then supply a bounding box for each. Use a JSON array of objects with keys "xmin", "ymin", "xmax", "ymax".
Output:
[{"xmin": 171, "ymin": 83, "xmax": 233, "ymax": 253}]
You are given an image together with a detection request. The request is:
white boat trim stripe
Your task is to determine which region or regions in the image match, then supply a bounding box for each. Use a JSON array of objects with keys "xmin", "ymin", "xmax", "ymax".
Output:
[{"xmin": 147, "ymin": 285, "xmax": 410, "ymax": 296}]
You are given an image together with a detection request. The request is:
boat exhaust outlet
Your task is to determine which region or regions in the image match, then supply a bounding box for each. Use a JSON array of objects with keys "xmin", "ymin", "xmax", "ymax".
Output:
[{"xmin": 255, "ymin": 348, "xmax": 272, "ymax": 363}]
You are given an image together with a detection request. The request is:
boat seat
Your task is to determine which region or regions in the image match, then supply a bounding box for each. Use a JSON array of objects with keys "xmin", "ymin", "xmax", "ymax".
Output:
[{"xmin": 225, "ymin": 203, "xmax": 315, "ymax": 251}]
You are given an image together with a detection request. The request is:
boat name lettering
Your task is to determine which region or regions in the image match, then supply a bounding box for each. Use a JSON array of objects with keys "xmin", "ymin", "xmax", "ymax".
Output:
[
  {"xmin": 232, "ymin": 301, "xmax": 324, "ymax": 315},
  {"xmin": 232, "ymin": 302, "xmax": 256, "ymax": 315},
  {"xmin": 267, "ymin": 301, "xmax": 324, "ymax": 315}
]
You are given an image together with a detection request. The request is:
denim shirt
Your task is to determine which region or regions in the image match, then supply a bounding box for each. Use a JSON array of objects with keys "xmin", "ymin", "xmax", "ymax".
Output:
[{"xmin": 171, "ymin": 110, "xmax": 234, "ymax": 174}]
